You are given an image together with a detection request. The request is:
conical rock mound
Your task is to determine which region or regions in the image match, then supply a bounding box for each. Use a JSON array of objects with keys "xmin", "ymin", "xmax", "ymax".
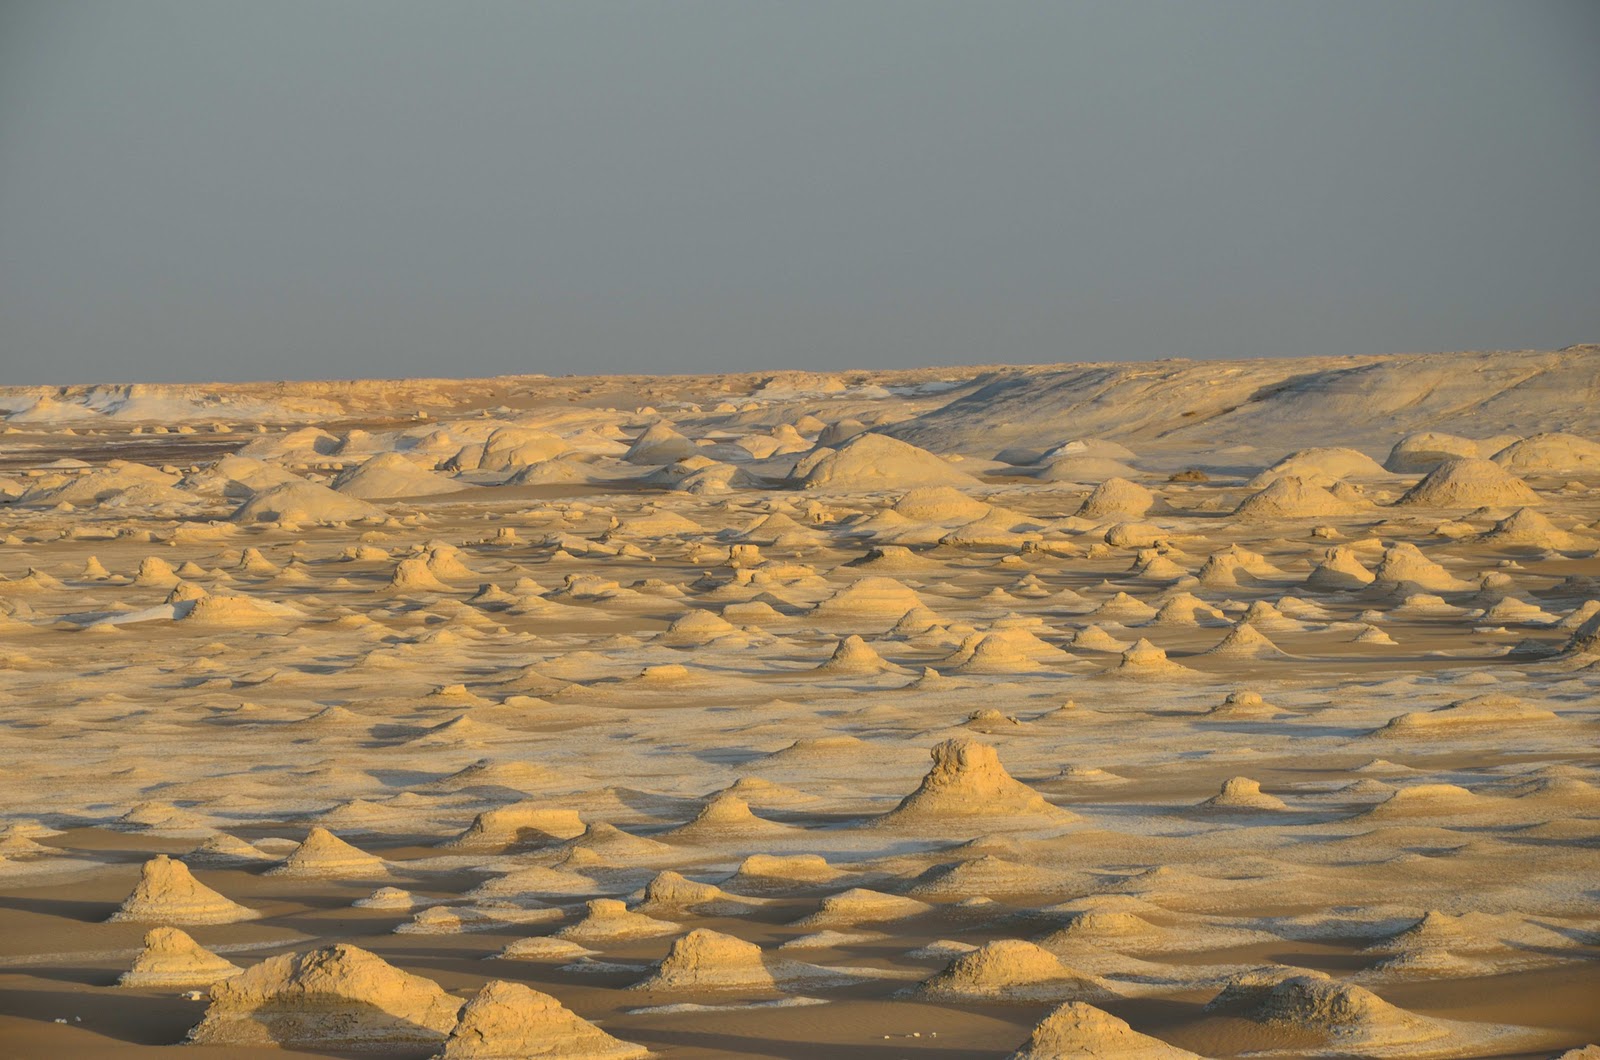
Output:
[
  {"xmin": 433, "ymin": 980, "xmax": 649, "ymax": 1059},
  {"xmin": 892, "ymin": 486, "xmax": 991, "ymax": 522},
  {"xmin": 1479, "ymin": 507, "xmax": 1578, "ymax": 549},
  {"xmin": 180, "ymin": 594, "xmax": 295, "ymax": 628},
  {"xmin": 791, "ymin": 433, "xmax": 980, "ymax": 490},
  {"xmin": 1076, "ymin": 477, "xmax": 1154, "ymax": 519},
  {"xmin": 1252, "ymin": 447, "xmax": 1388, "ymax": 485},
  {"xmin": 1201, "ymin": 776, "xmax": 1288, "ymax": 811},
  {"xmin": 1073, "ymin": 624, "xmax": 1133, "ymax": 651},
  {"xmin": 665, "ymin": 793, "xmax": 794, "ymax": 842},
  {"xmin": 560, "ymin": 821, "xmax": 674, "ymax": 863},
  {"xmin": 1205, "ymin": 621, "xmax": 1288, "ymax": 659},
  {"xmin": 1386, "ymin": 432, "xmax": 1490, "ymax": 473},
  {"xmin": 1374, "ymin": 693, "xmax": 1558, "ymax": 736},
  {"xmin": 810, "ymin": 576, "xmax": 926, "ymax": 624},
  {"xmin": 1007, "ymin": 1001, "xmax": 1200, "ymax": 1059},
  {"xmin": 815, "ymin": 634, "xmax": 903, "ymax": 675},
  {"xmin": 389, "ymin": 556, "xmax": 453, "ymax": 593},
  {"xmin": 1398, "ymin": 457, "xmax": 1539, "ymax": 508},
  {"xmin": 624, "ymin": 421, "xmax": 697, "ymax": 464},
  {"xmin": 792, "ymin": 887, "xmax": 933, "ymax": 928},
  {"xmin": 133, "ymin": 556, "xmax": 181, "ymax": 586},
  {"xmin": 1205, "ymin": 691, "xmax": 1278, "ymax": 718},
  {"xmin": 877, "ymin": 738, "xmax": 1062, "ymax": 828},
  {"xmin": 268, "ymin": 826, "xmax": 386, "ymax": 878},
  {"xmin": 556, "ymin": 899, "xmax": 679, "ymax": 943},
  {"xmin": 949, "ymin": 628, "xmax": 1069, "ymax": 673},
  {"xmin": 442, "ymin": 805, "xmax": 585, "ymax": 850},
  {"xmin": 906, "ymin": 855, "xmax": 1072, "ymax": 899},
  {"xmin": 1236, "ymin": 476, "xmax": 1356, "ymax": 519},
  {"xmin": 1107, "ymin": 638, "xmax": 1190, "ymax": 678},
  {"xmin": 1360, "ymin": 783, "xmax": 1483, "ymax": 819},
  {"xmin": 231, "ymin": 480, "xmax": 385, "ymax": 524},
  {"xmin": 729, "ymin": 853, "xmax": 842, "ymax": 892},
  {"xmin": 1490, "ymin": 431, "xmax": 1600, "ymax": 472},
  {"xmin": 185, "ymin": 943, "xmax": 459, "ymax": 1049},
  {"xmin": 118, "ymin": 927, "xmax": 243, "ymax": 988},
  {"xmin": 629, "ymin": 928, "xmax": 776, "ymax": 991},
  {"xmin": 108, "ymin": 855, "xmax": 259, "ymax": 925},
  {"xmin": 183, "ymin": 832, "xmax": 275, "ymax": 867},
  {"xmin": 1305, "ymin": 546, "xmax": 1375, "ymax": 590},
  {"xmin": 1205, "ymin": 968, "xmax": 1450, "ymax": 1051},
  {"xmin": 333, "ymin": 452, "xmax": 468, "ymax": 499},
  {"xmin": 913, "ymin": 939, "xmax": 1110, "ymax": 1002},
  {"xmin": 658, "ymin": 609, "xmax": 738, "ymax": 646},
  {"xmin": 633, "ymin": 870, "xmax": 756, "ymax": 917},
  {"xmin": 1566, "ymin": 608, "xmax": 1600, "ymax": 656},
  {"xmin": 1371, "ymin": 543, "xmax": 1473, "ymax": 592}
]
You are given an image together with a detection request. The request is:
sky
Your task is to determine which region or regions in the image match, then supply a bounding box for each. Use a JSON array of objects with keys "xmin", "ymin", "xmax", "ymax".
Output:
[{"xmin": 1, "ymin": 1, "xmax": 1596, "ymax": 385}]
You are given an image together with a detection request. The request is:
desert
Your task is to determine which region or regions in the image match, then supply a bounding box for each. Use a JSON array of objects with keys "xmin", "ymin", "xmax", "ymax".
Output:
[{"xmin": 0, "ymin": 348, "xmax": 1597, "ymax": 1058}]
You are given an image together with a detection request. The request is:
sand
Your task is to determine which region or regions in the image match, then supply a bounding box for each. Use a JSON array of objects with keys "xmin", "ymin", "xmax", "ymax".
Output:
[{"xmin": 1, "ymin": 347, "xmax": 1599, "ymax": 1058}]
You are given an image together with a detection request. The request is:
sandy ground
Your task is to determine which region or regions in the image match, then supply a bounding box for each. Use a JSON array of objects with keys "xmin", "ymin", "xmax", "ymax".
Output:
[{"xmin": 1, "ymin": 351, "xmax": 1598, "ymax": 1058}]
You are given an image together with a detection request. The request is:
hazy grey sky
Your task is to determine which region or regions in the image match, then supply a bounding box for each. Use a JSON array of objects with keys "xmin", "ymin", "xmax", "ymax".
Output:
[{"xmin": 1, "ymin": 1, "xmax": 1596, "ymax": 385}]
